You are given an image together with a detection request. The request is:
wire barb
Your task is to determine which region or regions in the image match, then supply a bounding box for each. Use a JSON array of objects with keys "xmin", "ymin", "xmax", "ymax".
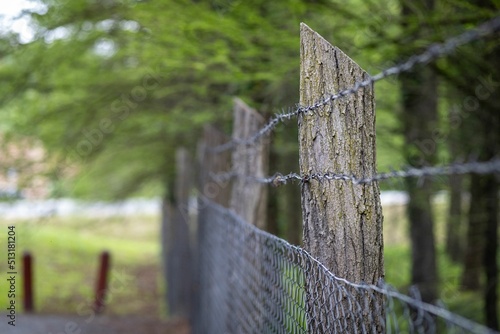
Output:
[{"xmin": 212, "ymin": 158, "xmax": 500, "ymax": 186}]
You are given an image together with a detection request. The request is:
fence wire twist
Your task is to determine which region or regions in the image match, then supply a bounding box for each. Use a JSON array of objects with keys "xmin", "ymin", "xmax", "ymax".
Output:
[
  {"xmin": 211, "ymin": 16, "xmax": 500, "ymax": 153},
  {"xmin": 211, "ymin": 158, "xmax": 500, "ymax": 186},
  {"xmin": 194, "ymin": 199, "xmax": 497, "ymax": 334}
]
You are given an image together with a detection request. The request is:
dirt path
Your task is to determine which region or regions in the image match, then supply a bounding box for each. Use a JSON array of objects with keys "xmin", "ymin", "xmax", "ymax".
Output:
[{"xmin": 0, "ymin": 314, "xmax": 190, "ymax": 334}]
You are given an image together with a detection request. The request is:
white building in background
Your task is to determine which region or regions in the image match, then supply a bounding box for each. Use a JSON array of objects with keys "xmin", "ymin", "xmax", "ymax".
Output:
[{"xmin": 3, "ymin": 168, "xmax": 19, "ymax": 195}]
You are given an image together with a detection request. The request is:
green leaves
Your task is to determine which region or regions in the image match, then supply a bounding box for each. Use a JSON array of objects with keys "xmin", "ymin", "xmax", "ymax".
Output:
[{"xmin": 0, "ymin": 0, "xmax": 420, "ymax": 198}]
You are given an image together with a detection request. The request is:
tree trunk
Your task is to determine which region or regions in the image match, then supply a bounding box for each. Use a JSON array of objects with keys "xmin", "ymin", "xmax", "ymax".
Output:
[
  {"xmin": 445, "ymin": 173, "xmax": 463, "ymax": 263},
  {"xmin": 445, "ymin": 102, "xmax": 464, "ymax": 263},
  {"xmin": 405, "ymin": 178, "xmax": 438, "ymax": 303},
  {"xmin": 399, "ymin": 0, "xmax": 439, "ymax": 304},
  {"xmin": 299, "ymin": 23, "xmax": 384, "ymax": 332},
  {"xmin": 462, "ymin": 174, "xmax": 485, "ymax": 291},
  {"xmin": 456, "ymin": 4, "xmax": 500, "ymax": 328},
  {"xmin": 483, "ymin": 175, "xmax": 499, "ymax": 330},
  {"xmin": 400, "ymin": 64, "xmax": 439, "ymax": 303}
]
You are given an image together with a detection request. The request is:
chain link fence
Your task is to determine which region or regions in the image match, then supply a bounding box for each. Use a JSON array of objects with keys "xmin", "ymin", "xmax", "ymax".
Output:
[{"xmin": 193, "ymin": 199, "xmax": 497, "ymax": 334}]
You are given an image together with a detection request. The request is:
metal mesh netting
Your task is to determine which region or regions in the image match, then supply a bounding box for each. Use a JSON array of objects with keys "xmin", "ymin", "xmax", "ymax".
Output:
[{"xmin": 193, "ymin": 199, "xmax": 496, "ymax": 334}]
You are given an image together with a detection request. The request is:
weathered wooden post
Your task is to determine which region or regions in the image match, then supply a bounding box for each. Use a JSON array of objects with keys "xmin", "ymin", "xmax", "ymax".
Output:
[
  {"xmin": 194, "ymin": 125, "xmax": 232, "ymax": 333},
  {"xmin": 299, "ymin": 23, "xmax": 384, "ymax": 332},
  {"xmin": 198, "ymin": 125, "xmax": 232, "ymax": 207},
  {"xmin": 230, "ymin": 97, "xmax": 269, "ymax": 228},
  {"xmin": 229, "ymin": 98, "xmax": 270, "ymax": 332},
  {"xmin": 160, "ymin": 193, "xmax": 172, "ymax": 316},
  {"xmin": 166, "ymin": 148, "xmax": 193, "ymax": 319}
]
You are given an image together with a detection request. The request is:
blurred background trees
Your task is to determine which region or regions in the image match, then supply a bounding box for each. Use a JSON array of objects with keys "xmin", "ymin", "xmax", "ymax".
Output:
[{"xmin": 0, "ymin": 0, "xmax": 498, "ymax": 329}]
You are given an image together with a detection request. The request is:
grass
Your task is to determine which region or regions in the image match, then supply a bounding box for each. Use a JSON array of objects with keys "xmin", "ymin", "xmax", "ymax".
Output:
[{"xmin": 0, "ymin": 214, "xmax": 163, "ymax": 317}]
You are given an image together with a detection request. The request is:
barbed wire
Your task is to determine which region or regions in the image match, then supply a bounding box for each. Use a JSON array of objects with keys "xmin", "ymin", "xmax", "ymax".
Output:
[
  {"xmin": 211, "ymin": 16, "xmax": 500, "ymax": 153},
  {"xmin": 211, "ymin": 158, "xmax": 500, "ymax": 186}
]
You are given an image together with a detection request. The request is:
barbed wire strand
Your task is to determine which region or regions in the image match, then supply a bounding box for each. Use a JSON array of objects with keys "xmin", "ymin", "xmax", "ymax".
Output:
[
  {"xmin": 211, "ymin": 16, "xmax": 500, "ymax": 153},
  {"xmin": 211, "ymin": 158, "xmax": 500, "ymax": 186}
]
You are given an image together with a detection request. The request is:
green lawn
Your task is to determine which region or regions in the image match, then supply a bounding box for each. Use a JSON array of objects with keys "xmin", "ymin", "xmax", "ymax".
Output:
[{"xmin": 0, "ymin": 214, "xmax": 164, "ymax": 317}]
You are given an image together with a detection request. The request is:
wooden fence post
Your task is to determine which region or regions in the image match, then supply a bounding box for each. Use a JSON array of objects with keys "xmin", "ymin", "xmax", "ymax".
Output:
[
  {"xmin": 160, "ymin": 194, "xmax": 172, "ymax": 316},
  {"xmin": 198, "ymin": 125, "xmax": 232, "ymax": 207},
  {"xmin": 167, "ymin": 148, "xmax": 193, "ymax": 319},
  {"xmin": 229, "ymin": 98, "xmax": 269, "ymax": 332},
  {"xmin": 230, "ymin": 98, "xmax": 269, "ymax": 228},
  {"xmin": 194, "ymin": 125, "xmax": 232, "ymax": 333},
  {"xmin": 299, "ymin": 23, "xmax": 384, "ymax": 331}
]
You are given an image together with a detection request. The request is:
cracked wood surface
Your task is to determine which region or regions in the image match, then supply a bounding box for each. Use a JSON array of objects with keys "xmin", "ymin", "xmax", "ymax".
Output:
[{"xmin": 299, "ymin": 23, "xmax": 384, "ymax": 285}]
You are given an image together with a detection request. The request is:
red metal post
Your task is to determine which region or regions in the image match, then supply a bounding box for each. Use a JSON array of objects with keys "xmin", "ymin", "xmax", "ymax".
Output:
[
  {"xmin": 22, "ymin": 252, "xmax": 34, "ymax": 312},
  {"xmin": 93, "ymin": 251, "xmax": 111, "ymax": 314}
]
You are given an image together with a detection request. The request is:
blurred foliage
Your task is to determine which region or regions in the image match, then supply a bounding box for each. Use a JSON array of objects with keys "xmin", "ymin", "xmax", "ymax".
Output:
[
  {"xmin": 0, "ymin": 0, "xmax": 344, "ymax": 199},
  {"xmin": 0, "ymin": 0, "xmax": 498, "ymax": 199},
  {"xmin": 0, "ymin": 0, "xmax": 499, "ymax": 325}
]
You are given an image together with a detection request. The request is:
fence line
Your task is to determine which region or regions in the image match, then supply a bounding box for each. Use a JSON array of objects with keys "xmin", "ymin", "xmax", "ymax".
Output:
[
  {"xmin": 210, "ymin": 157, "xmax": 500, "ymax": 186},
  {"xmin": 195, "ymin": 198, "xmax": 498, "ymax": 334},
  {"xmin": 211, "ymin": 16, "xmax": 500, "ymax": 153},
  {"xmin": 182, "ymin": 15, "xmax": 500, "ymax": 334}
]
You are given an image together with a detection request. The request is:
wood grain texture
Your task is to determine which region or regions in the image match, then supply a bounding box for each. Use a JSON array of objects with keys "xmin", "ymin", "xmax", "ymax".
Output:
[
  {"xmin": 299, "ymin": 23, "xmax": 384, "ymax": 284},
  {"xmin": 228, "ymin": 98, "xmax": 269, "ymax": 332},
  {"xmin": 167, "ymin": 148, "xmax": 193, "ymax": 318},
  {"xmin": 198, "ymin": 125, "xmax": 231, "ymax": 207},
  {"xmin": 230, "ymin": 98, "xmax": 269, "ymax": 229}
]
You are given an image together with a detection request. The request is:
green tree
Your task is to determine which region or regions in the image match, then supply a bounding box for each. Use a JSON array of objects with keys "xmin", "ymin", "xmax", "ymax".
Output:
[
  {"xmin": 429, "ymin": 1, "xmax": 499, "ymax": 328},
  {"xmin": 0, "ymin": 0, "xmax": 342, "ymax": 201},
  {"xmin": 398, "ymin": 0, "xmax": 439, "ymax": 304}
]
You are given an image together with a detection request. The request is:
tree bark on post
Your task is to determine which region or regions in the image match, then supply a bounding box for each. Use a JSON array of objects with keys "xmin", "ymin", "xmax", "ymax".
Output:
[
  {"xmin": 194, "ymin": 125, "xmax": 232, "ymax": 333},
  {"xmin": 230, "ymin": 98, "xmax": 268, "ymax": 228},
  {"xmin": 459, "ymin": 5, "xmax": 500, "ymax": 327},
  {"xmin": 299, "ymin": 23, "xmax": 384, "ymax": 332},
  {"xmin": 167, "ymin": 148, "xmax": 193, "ymax": 319},
  {"xmin": 229, "ymin": 98, "xmax": 270, "ymax": 332},
  {"xmin": 198, "ymin": 125, "xmax": 232, "ymax": 207}
]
